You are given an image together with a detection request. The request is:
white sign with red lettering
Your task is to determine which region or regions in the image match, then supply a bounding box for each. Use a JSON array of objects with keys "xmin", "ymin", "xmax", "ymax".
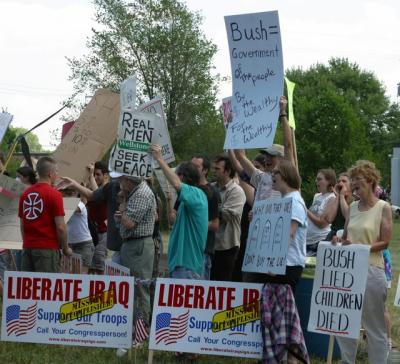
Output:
[
  {"xmin": 1, "ymin": 271, "xmax": 134, "ymax": 348},
  {"xmin": 149, "ymin": 279, "xmax": 263, "ymax": 359},
  {"xmin": 308, "ymin": 242, "xmax": 369, "ymax": 339},
  {"xmin": 104, "ymin": 259, "xmax": 130, "ymax": 276}
]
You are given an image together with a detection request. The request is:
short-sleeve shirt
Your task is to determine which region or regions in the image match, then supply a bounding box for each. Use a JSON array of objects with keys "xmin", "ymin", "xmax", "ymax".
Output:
[
  {"xmin": 119, "ymin": 181, "xmax": 156, "ymax": 239},
  {"xmin": 251, "ymin": 169, "xmax": 281, "ymax": 201},
  {"xmin": 67, "ymin": 201, "xmax": 93, "ymax": 244},
  {"xmin": 19, "ymin": 183, "xmax": 65, "ymax": 250},
  {"xmin": 306, "ymin": 192, "xmax": 335, "ymax": 245},
  {"xmin": 92, "ymin": 181, "xmax": 122, "ymax": 251},
  {"xmin": 168, "ymin": 184, "xmax": 208, "ymax": 276},
  {"xmin": 285, "ymin": 191, "xmax": 308, "ymax": 267}
]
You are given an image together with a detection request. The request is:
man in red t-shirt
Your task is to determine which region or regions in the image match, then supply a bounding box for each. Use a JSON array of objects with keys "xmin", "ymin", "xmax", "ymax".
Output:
[{"xmin": 19, "ymin": 157, "xmax": 72, "ymax": 272}]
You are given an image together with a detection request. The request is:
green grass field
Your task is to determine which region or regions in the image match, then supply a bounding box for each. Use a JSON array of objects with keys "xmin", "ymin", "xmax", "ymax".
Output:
[{"xmin": 1, "ymin": 223, "xmax": 399, "ymax": 364}]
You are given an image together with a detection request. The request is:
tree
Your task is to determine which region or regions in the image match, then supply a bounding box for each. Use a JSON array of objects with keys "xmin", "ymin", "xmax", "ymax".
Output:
[
  {"xmin": 67, "ymin": 0, "xmax": 224, "ymax": 160},
  {"xmin": 286, "ymin": 58, "xmax": 400, "ymax": 202}
]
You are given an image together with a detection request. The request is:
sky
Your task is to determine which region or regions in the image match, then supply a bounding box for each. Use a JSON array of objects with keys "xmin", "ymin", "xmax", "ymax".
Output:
[{"xmin": 0, "ymin": 0, "xmax": 399, "ymax": 150}]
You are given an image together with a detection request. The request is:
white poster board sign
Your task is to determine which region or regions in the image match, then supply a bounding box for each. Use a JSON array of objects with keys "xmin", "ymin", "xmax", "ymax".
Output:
[
  {"xmin": 394, "ymin": 274, "xmax": 400, "ymax": 307},
  {"xmin": 139, "ymin": 97, "xmax": 175, "ymax": 163},
  {"xmin": 224, "ymin": 11, "xmax": 283, "ymax": 149},
  {"xmin": 0, "ymin": 112, "xmax": 13, "ymax": 145},
  {"xmin": 307, "ymin": 242, "xmax": 370, "ymax": 339},
  {"xmin": 109, "ymin": 110, "xmax": 161, "ymax": 178},
  {"xmin": 104, "ymin": 259, "xmax": 130, "ymax": 276},
  {"xmin": 242, "ymin": 197, "xmax": 291, "ymax": 275},
  {"xmin": 1, "ymin": 271, "xmax": 134, "ymax": 348},
  {"xmin": 149, "ymin": 279, "xmax": 263, "ymax": 359},
  {"xmin": 120, "ymin": 75, "xmax": 137, "ymax": 110}
]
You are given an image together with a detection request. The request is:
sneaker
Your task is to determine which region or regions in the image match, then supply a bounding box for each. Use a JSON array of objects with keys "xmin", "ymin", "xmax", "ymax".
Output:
[{"xmin": 116, "ymin": 348, "xmax": 128, "ymax": 357}]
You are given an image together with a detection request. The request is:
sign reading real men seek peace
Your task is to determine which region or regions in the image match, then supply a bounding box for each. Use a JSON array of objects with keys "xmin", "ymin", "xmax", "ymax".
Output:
[
  {"xmin": 308, "ymin": 242, "xmax": 370, "ymax": 339},
  {"xmin": 242, "ymin": 197, "xmax": 291, "ymax": 275},
  {"xmin": 109, "ymin": 110, "xmax": 161, "ymax": 178},
  {"xmin": 224, "ymin": 11, "xmax": 283, "ymax": 149}
]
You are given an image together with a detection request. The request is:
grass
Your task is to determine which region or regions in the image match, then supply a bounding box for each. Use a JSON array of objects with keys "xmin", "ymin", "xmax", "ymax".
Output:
[{"xmin": 1, "ymin": 222, "xmax": 399, "ymax": 364}]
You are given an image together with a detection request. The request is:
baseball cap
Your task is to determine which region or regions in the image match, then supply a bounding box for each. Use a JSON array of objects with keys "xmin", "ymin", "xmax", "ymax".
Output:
[
  {"xmin": 109, "ymin": 171, "xmax": 123, "ymax": 179},
  {"xmin": 259, "ymin": 144, "xmax": 284, "ymax": 157}
]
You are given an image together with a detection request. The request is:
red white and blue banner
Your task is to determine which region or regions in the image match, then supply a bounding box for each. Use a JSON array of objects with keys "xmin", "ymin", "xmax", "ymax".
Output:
[
  {"xmin": 149, "ymin": 279, "xmax": 263, "ymax": 359},
  {"xmin": 1, "ymin": 271, "xmax": 134, "ymax": 348}
]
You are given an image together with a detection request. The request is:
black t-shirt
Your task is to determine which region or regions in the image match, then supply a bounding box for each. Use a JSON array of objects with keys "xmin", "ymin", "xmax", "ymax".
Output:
[{"xmin": 174, "ymin": 183, "xmax": 221, "ymax": 255}]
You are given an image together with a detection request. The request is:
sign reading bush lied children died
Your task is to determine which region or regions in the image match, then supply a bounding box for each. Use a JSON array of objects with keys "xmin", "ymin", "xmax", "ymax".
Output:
[
  {"xmin": 224, "ymin": 11, "xmax": 283, "ymax": 149},
  {"xmin": 1, "ymin": 271, "xmax": 134, "ymax": 349},
  {"xmin": 109, "ymin": 110, "xmax": 161, "ymax": 178},
  {"xmin": 242, "ymin": 197, "xmax": 292, "ymax": 275},
  {"xmin": 149, "ymin": 279, "xmax": 263, "ymax": 359},
  {"xmin": 307, "ymin": 242, "xmax": 370, "ymax": 339}
]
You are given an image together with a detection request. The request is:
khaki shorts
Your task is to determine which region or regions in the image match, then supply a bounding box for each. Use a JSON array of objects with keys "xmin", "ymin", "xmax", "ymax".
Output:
[
  {"xmin": 21, "ymin": 248, "xmax": 61, "ymax": 273},
  {"xmin": 70, "ymin": 241, "xmax": 95, "ymax": 268}
]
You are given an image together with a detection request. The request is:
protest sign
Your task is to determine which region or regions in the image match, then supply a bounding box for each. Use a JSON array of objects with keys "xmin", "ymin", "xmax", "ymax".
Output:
[
  {"xmin": 61, "ymin": 253, "xmax": 82, "ymax": 274},
  {"xmin": 0, "ymin": 174, "xmax": 78, "ymax": 250},
  {"xmin": 221, "ymin": 96, "xmax": 232, "ymax": 129},
  {"xmin": 109, "ymin": 110, "xmax": 161, "ymax": 178},
  {"xmin": 120, "ymin": 75, "xmax": 137, "ymax": 110},
  {"xmin": 139, "ymin": 97, "xmax": 175, "ymax": 163},
  {"xmin": 53, "ymin": 89, "xmax": 120, "ymax": 182},
  {"xmin": 307, "ymin": 242, "xmax": 370, "ymax": 339},
  {"xmin": 104, "ymin": 259, "xmax": 130, "ymax": 277},
  {"xmin": 394, "ymin": 274, "xmax": 400, "ymax": 307},
  {"xmin": 224, "ymin": 11, "xmax": 283, "ymax": 149},
  {"xmin": 242, "ymin": 197, "xmax": 291, "ymax": 275},
  {"xmin": 1, "ymin": 271, "xmax": 135, "ymax": 348},
  {"xmin": 0, "ymin": 112, "xmax": 13, "ymax": 145},
  {"xmin": 284, "ymin": 77, "xmax": 296, "ymax": 129},
  {"xmin": 149, "ymin": 278, "xmax": 263, "ymax": 359}
]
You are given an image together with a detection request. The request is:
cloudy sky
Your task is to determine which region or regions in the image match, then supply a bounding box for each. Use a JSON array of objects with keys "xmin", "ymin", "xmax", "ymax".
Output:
[{"xmin": 1, "ymin": 0, "xmax": 399, "ymax": 150}]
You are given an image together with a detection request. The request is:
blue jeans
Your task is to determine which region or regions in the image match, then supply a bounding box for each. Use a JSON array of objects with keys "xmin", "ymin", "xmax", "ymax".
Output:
[{"xmin": 170, "ymin": 266, "xmax": 200, "ymax": 280}]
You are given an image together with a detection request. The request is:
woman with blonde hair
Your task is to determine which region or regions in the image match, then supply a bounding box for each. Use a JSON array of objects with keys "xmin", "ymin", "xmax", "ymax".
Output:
[{"xmin": 334, "ymin": 160, "xmax": 392, "ymax": 364}]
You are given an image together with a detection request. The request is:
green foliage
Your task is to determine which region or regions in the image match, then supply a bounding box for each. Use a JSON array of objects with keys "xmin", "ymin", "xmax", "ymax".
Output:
[
  {"xmin": 286, "ymin": 58, "xmax": 399, "ymax": 203},
  {"xmin": 67, "ymin": 0, "xmax": 224, "ymax": 162}
]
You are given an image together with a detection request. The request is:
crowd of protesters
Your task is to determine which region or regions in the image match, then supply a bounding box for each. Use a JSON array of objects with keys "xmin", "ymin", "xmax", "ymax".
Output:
[{"xmin": 0, "ymin": 96, "xmax": 395, "ymax": 363}]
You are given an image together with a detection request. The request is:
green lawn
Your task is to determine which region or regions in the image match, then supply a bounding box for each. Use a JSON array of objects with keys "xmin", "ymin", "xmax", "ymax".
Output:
[{"xmin": 1, "ymin": 222, "xmax": 399, "ymax": 364}]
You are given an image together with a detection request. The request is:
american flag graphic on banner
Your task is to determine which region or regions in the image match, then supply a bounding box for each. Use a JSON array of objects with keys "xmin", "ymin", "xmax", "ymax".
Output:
[
  {"xmin": 6, "ymin": 302, "xmax": 38, "ymax": 336},
  {"xmin": 134, "ymin": 314, "xmax": 149, "ymax": 345},
  {"xmin": 155, "ymin": 310, "xmax": 189, "ymax": 345}
]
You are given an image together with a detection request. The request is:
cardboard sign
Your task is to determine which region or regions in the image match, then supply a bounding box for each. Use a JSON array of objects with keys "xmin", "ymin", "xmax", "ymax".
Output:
[
  {"xmin": 53, "ymin": 89, "xmax": 120, "ymax": 182},
  {"xmin": 149, "ymin": 279, "xmax": 263, "ymax": 359},
  {"xmin": 109, "ymin": 110, "xmax": 161, "ymax": 178},
  {"xmin": 61, "ymin": 253, "xmax": 82, "ymax": 274},
  {"xmin": 0, "ymin": 175, "xmax": 78, "ymax": 250},
  {"xmin": 0, "ymin": 112, "xmax": 13, "ymax": 144},
  {"xmin": 139, "ymin": 97, "xmax": 175, "ymax": 163},
  {"xmin": 307, "ymin": 242, "xmax": 370, "ymax": 339},
  {"xmin": 1, "ymin": 271, "xmax": 135, "ymax": 348},
  {"xmin": 224, "ymin": 11, "xmax": 283, "ymax": 149},
  {"xmin": 120, "ymin": 75, "xmax": 137, "ymax": 110},
  {"xmin": 394, "ymin": 274, "xmax": 400, "ymax": 307},
  {"xmin": 242, "ymin": 197, "xmax": 291, "ymax": 275},
  {"xmin": 104, "ymin": 259, "xmax": 130, "ymax": 277}
]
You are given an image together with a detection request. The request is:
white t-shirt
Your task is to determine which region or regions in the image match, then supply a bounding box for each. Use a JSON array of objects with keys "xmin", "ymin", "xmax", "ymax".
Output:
[
  {"xmin": 306, "ymin": 192, "xmax": 335, "ymax": 245},
  {"xmin": 285, "ymin": 191, "xmax": 308, "ymax": 267},
  {"xmin": 251, "ymin": 169, "xmax": 281, "ymax": 202},
  {"xmin": 67, "ymin": 201, "xmax": 92, "ymax": 244}
]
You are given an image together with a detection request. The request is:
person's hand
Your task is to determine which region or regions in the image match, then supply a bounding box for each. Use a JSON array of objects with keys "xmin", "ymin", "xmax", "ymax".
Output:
[
  {"xmin": 62, "ymin": 246, "xmax": 73, "ymax": 257},
  {"xmin": 234, "ymin": 149, "xmax": 246, "ymax": 159},
  {"xmin": 56, "ymin": 176, "xmax": 77, "ymax": 190},
  {"xmin": 279, "ymin": 96, "xmax": 288, "ymax": 114},
  {"xmin": 339, "ymin": 184, "xmax": 348, "ymax": 197},
  {"xmin": 149, "ymin": 144, "xmax": 162, "ymax": 161},
  {"xmin": 87, "ymin": 163, "xmax": 95, "ymax": 175}
]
